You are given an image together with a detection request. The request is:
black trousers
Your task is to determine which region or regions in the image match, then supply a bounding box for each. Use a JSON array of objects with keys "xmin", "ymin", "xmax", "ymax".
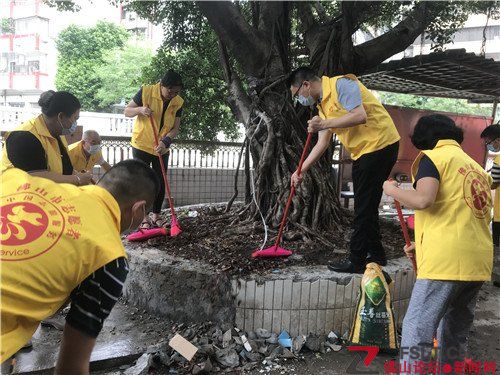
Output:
[
  {"xmin": 493, "ymin": 221, "xmax": 500, "ymax": 247},
  {"xmin": 349, "ymin": 141, "xmax": 399, "ymax": 264},
  {"xmin": 132, "ymin": 147, "xmax": 169, "ymax": 214}
]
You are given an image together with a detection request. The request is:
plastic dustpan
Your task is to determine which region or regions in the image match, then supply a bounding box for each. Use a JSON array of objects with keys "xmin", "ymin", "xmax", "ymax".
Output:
[
  {"xmin": 252, "ymin": 245, "xmax": 292, "ymax": 258},
  {"xmin": 126, "ymin": 227, "xmax": 167, "ymax": 242}
]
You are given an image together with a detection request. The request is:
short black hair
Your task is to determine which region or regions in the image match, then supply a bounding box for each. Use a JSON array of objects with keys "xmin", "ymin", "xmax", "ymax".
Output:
[
  {"xmin": 480, "ymin": 124, "xmax": 500, "ymax": 139},
  {"xmin": 38, "ymin": 90, "xmax": 81, "ymax": 118},
  {"xmin": 411, "ymin": 114, "xmax": 464, "ymax": 150},
  {"xmin": 287, "ymin": 67, "xmax": 320, "ymax": 87},
  {"xmin": 161, "ymin": 70, "xmax": 183, "ymax": 88},
  {"xmin": 98, "ymin": 160, "xmax": 160, "ymax": 208}
]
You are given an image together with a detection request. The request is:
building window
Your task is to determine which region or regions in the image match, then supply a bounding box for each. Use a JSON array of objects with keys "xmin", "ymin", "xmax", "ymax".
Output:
[{"xmin": 28, "ymin": 60, "xmax": 39, "ymax": 73}]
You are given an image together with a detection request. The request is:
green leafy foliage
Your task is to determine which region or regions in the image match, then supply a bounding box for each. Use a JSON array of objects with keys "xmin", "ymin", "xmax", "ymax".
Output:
[
  {"xmin": 379, "ymin": 92, "xmax": 493, "ymax": 117},
  {"xmin": 1, "ymin": 18, "xmax": 14, "ymax": 34},
  {"xmin": 55, "ymin": 21, "xmax": 129, "ymax": 111},
  {"xmin": 95, "ymin": 43, "xmax": 152, "ymax": 109}
]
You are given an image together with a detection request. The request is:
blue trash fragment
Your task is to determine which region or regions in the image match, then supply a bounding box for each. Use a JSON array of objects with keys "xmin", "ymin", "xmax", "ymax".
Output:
[{"xmin": 278, "ymin": 331, "xmax": 292, "ymax": 348}]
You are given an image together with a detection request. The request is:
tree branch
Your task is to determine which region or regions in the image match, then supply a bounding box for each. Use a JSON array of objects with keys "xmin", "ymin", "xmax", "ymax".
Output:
[
  {"xmin": 312, "ymin": 1, "xmax": 329, "ymax": 24},
  {"xmin": 197, "ymin": 1, "xmax": 268, "ymax": 76},
  {"xmin": 354, "ymin": 2, "xmax": 432, "ymax": 73},
  {"xmin": 339, "ymin": 1, "xmax": 355, "ymax": 72},
  {"xmin": 296, "ymin": 2, "xmax": 317, "ymax": 33},
  {"xmin": 258, "ymin": 2, "xmax": 284, "ymax": 35}
]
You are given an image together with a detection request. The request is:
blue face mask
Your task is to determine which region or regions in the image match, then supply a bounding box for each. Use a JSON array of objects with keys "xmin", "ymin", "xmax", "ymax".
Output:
[
  {"xmin": 298, "ymin": 94, "xmax": 315, "ymax": 107},
  {"xmin": 487, "ymin": 143, "xmax": 498, "ymax": 153},
  {"xmin": 59, "ymin": 119, "xmax": 77, "ymax": 136},
  {"xmin": 88, "ymin": 144, "xmax": 101, "ymax": 155}
]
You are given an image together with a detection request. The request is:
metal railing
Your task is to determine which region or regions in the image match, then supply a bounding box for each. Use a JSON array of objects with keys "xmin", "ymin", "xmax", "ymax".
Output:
[{"xmin": 100, "ymin": 136, "xmax": 248, "ymax": 169}]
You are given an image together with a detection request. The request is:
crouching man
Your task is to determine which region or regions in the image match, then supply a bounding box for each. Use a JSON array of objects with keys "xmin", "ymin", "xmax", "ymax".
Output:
[
  {"xmin": 1, "ymin": 160, "xmax": 159, "ymax": 374},
  {"xmin": 68, "ymin": 130, "xmax": 111, "ymax": 174}
]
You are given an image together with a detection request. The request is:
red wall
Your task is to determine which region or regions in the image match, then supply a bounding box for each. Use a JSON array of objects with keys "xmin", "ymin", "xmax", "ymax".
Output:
[
  {"xmin": 341, "ymin": 106, "xmax": 493, "ymax": 182},
  {"xmin": 387, "ymin": 105, "xmax": 492, "ymax": 178}
]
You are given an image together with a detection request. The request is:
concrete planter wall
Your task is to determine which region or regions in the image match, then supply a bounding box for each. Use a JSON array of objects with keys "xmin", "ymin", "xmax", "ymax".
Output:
[{"xmin": 124, "ymin": 246, "xmax": 415, "ymax": 336}]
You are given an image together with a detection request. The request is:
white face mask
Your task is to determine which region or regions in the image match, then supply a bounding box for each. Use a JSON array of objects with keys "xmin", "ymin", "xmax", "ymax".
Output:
[{"xmin": 88, "ymin": 144, "xmax": 101, "ymax": 155}]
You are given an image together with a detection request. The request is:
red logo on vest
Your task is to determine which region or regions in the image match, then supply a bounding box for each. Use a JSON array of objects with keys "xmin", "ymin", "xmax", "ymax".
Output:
[
  {"xmin": 1, "ymin": 191, "xmax": 66, "ymax": 261},
  {"xmin": 1, "ymin": 202, "xmax": 48, "ymax": 246},
  {"xmin": 461, "ymin": 166, "xmax": 491, "ymax": 219}
]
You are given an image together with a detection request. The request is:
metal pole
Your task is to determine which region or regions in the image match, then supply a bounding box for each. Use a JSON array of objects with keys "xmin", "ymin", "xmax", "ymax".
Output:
[{"xmin": 491, "ymin": 99, "xmax": 498, "ymax": 124}]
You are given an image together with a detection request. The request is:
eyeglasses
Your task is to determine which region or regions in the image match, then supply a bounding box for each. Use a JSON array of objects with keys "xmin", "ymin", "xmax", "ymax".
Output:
[
  {"xmin": 486, "ymin": 138, "xmax": 498, "ymax": 146},
  {"xmin": 292, "ymin": 81, "xmax": 304, "ymax": 104}
]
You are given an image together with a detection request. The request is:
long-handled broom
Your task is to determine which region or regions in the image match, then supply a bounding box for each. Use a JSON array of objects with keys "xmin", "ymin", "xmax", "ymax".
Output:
[
  {"xmin": 147, "ymin": 108, "xmax": 182, "ymax": 237},
  {"xmin": 394, "ymin": 199, "xmax": 417, "ymax": 272},
  {"xmin": 252, "ymin": 132, "xmax": 313, "ymax": 258}
]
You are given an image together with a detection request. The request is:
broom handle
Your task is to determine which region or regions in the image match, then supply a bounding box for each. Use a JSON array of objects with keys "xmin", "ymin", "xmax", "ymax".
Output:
[
  {"xmin": 394, "ymin": 199, "xmax": 417, "ymax": 272},
  {"xmin": 274, "ymin": 131, "xmax": 313, "ymax": 248},
  {"xmin": 146, "ymin": 106, "xmax": 178, "ymax": 222}
]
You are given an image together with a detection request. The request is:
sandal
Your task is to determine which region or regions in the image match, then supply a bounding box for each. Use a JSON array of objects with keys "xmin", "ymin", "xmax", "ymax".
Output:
[
  {"xmin": 152, "ymin": 217, "xmax": 167, "ymax": 228},
  {"xmin": 139, "ymin": 217, "xmax": 154, "ymax": 230}
]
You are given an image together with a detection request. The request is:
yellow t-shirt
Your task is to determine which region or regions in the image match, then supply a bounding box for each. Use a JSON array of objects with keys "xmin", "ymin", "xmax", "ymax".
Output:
[
  {"xmin": 0, "ymin": 168, "xmax": 126, "ymax": 361},
  {"xmin": 411, "ymin": 140, "xmax": 493, "ymax": 281},
  {"xmin": 68, "ymin": 140, "xmax": 104, "ymax": 172}
]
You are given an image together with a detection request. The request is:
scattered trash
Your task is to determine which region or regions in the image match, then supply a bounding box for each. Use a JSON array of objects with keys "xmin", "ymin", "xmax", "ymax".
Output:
[
  {"xmin": 169, "ymin": 334, "xmax": 198, "ymax": 361},
  {"xmin": 266, "ymin": 332, "xmax": 278, "ymax": 344},
  {"xmin": 188, "ymin": 210, "xmax": 199, "ymax": 218},
  {"xmin": 292, "ymin": 335, "xmax": 306, "ymax": 353},
  {"xmin": 240, "ymin": 334, "xmax": 253, "ymax": 352},
  {"xmin": 222, "ymin": 329, "xmax": 232, "ymax": 348},
  {"xmin": 282, "ymin": 348, "xmax": 296, "ymax": 359},
  {"xmin": 278, "ymin": 331, "xmax": 292, "ymax": 348},
  {"xmin": 265, "ymin": 346, "xmax": 283, "ymax": 361},
  {"xmin": 245, "ymin": 351, "xmax": 263, "ymax": 362},
  {"xmin": 305, "ymin": 334, "xmax": 322, "ymax": 352},
  {"xmin": 327, "ymin": 331, "xmax": 340, "ymax": 344},
  {"xmin": 215, "ymin": 347, "xmax": 240, "ymax": 368},
  {"xmin": 192, "ymin": 358, "xmax": 212, "ymax": 374},
  {"xmin": 325, "ymin": 342, "xmax": 343, "ymax": 352},
  {"xmin": 125, "ymin": 320, "xmax": 347, "ymax": 374},
  {"xmin": 124, "ymin": 353, "xmax": 153, "ymax": 375},
  {"xmin": 256, "ymin": 328, "xmax": 272, "ymax": 339}
]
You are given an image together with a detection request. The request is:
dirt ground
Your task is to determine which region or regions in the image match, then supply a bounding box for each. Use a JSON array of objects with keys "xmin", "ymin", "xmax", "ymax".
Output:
[{"xmin": 126, "ymin": 204, "xmax": 407, "ymax": 276}]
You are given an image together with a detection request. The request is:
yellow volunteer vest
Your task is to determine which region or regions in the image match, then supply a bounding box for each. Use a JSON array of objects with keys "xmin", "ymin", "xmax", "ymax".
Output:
[
  {"xmin": 131, "ymin": 83, "xmax": 184, "ymax": 155},
  {"xmin": 68, "ymin": 140, "xmax": 103, "ymax": 172},
  {"xmin": 411, "ymin": 140, "xmax": 493, "ymax": 281},
  {"xmin": 0, "ymin": 168, "xmax": 126, "ymax": 361},
  {"xmin": 494, "ymin": 155, "xmax": 500, "ymax": 222},
  {"xmin": 318, "ymin": 75, "xmax": 400, "ymax": 160},
  {"xmin": 1, "ymin": 115, "xmax": 69, "ymax": 174}
]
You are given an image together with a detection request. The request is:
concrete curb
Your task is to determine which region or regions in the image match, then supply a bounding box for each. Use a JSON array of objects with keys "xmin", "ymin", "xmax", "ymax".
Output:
[{"xmin": 124, "ymin": 246, "xmax": 416, "ymax": 335}]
